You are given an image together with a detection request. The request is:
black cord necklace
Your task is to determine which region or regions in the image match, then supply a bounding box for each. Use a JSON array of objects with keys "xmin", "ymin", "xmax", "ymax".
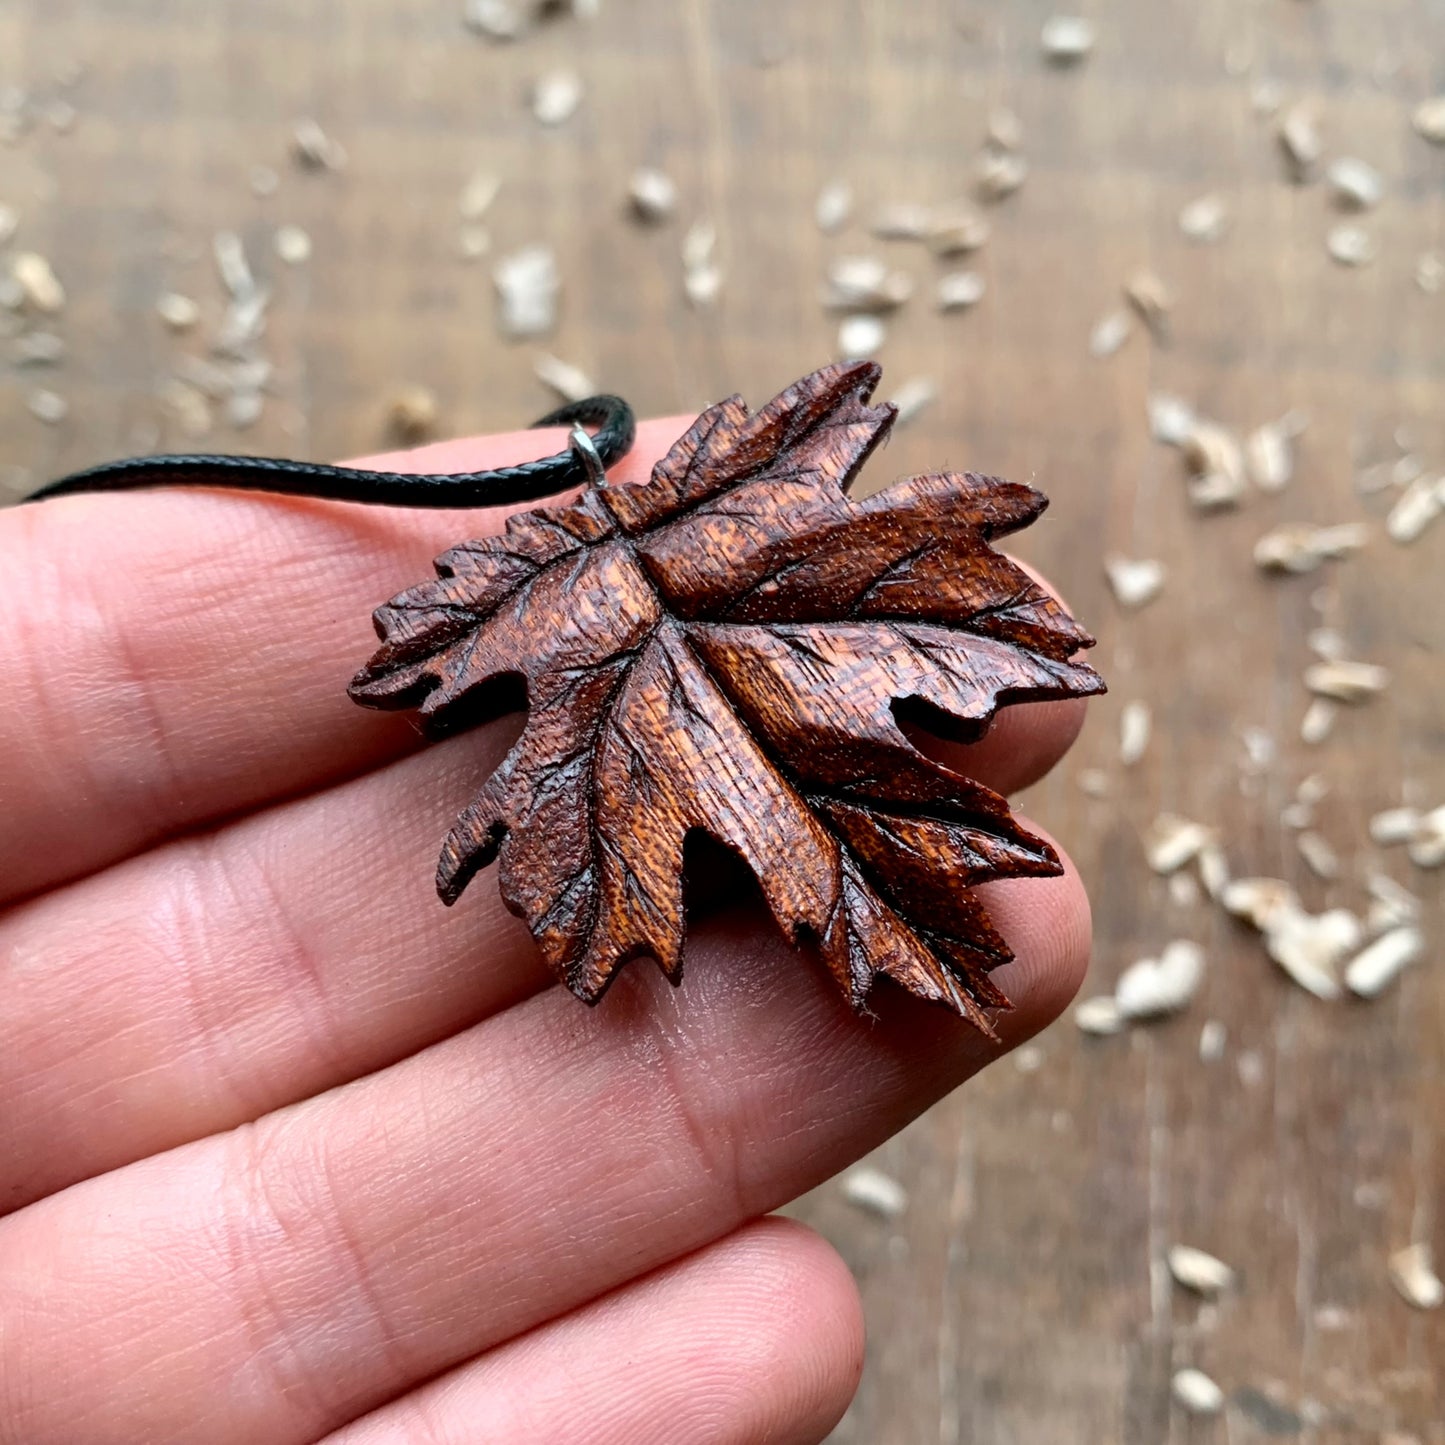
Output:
[{"xmin": 23, "ymin": 394, "xmax": 636, "ymax": 508}]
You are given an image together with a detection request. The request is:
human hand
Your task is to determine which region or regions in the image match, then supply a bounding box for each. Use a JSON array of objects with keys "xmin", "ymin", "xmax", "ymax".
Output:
[{"xmin": 0, "ymin": 418, "xmax": 1091, "ymax": 1444}]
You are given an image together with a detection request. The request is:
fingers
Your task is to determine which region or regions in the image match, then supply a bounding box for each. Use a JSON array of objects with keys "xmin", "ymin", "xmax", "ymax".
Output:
[
  {"xmin": 322, "ymin": 1219, "xmax": 862, "ymax": 1445},
  {"xmin": 0, "ymin": 843, "xmax": 1088, "ymax": 1445},
  {"xmin": 0, "ymin": 651, "xmax": 1085, "ymax": 1212},
  {"xmin": 0, "ymin": 421, "xmax": 674, "ymax": 906}
]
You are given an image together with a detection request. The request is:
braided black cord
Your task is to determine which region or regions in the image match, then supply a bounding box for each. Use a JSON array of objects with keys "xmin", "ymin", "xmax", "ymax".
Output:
[{"xmin": 22, "ymin": 395, "xmax": 636, "ymax": 509}]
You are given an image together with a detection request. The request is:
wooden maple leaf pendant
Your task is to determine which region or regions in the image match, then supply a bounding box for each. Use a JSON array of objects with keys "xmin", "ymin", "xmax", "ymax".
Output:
[{"xmin": 350, "ymin": 363, "xmax": 1104, "ymax": 1030}]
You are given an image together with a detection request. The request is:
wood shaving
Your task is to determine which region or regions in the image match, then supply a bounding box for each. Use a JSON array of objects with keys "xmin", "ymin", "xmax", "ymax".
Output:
[
  {"xmin": 533, "ymin": 352, "xmax": 595, "ymax": 403},
  {"xmin": 531, "ymin": 69, "xmax": 583, "ymax": 126},
  {"xmin": 1089, "ymin": 309, "xmax": 1132, "ymax": 359},
  {"xmin": 25, "ymin": 388, "xmax": 67, "ymax": 424},
  {"xmin": 212, "ymin": 230, "xmax": 255, "ymax": 300},
  {"xmin": 1240, "ymin": 726, "xmax": 1276, "ymax": 774},
  {"xmin": 1327, "ymin": 157, "xmax": 1384, "ymax": 211},
  {"xmin": 1344, "ymin": 926, "xmax": 1422, "ymax": 998},
  {"xmin": 1222, "ymin": 877, "xmax": 1299, "ymax": 931},
  {"xmin": 1418, "ymin": 252, "xmax": 1445, "ymax": 293},
  {"xmin": 928, "ymin": 206, "xmax": 991, "ymax": 256},
  {"xmin": 627, "ymin": 167, "xmax": 677, "ymax": 223},
  {"xmin": 1168, "ymin": 871, "xmax": 1200, "ymax": 908},
  {"xmin": 1145, "ymin": 815, "xmax": 1215, "ymax": 875},
  {"xmin": 1077, "ymin": 768, "xmax": 1109, "ymax": 799},
  {"xmin": 1104, "ymin": 556, "xmax": 1165, "ymax": 609},
  {"xmin": 1119, "ymin": 700, "xmax": 1151, "ymax": 766},
  {"xmin": 1304, "ymin": 658, "xmax": 1390, "ymax": 703},
  {"xmin": 1252, "ymin": 78, "xmax": 1284, "ymax": 116},
  {"xmin": 1388, "ymin": 1244, "xmax": 1444, "ymax": 1310},
  {"xmin": 494, "ymin": 243, "xmax": 560, "ymax": 337},
  {"xmin": 1366, "ymin": 874, "xmax": 1419, "ymax": 935},
  {"xmin": 872, "ymin": 203, "xmax": 934, "ymax": 241},
  {"xmin": 1173, "ymin": 1369, "xmax": 1225, "ymax": 1416},
  {"xmin": 814, "ymin": 180, "xmax": 853, "ymax": 234},
  {"xmin": 0, "ymin": 203, "xmax": 16, "ymax": 245},
  {"xmin": 274, "ymin": 224, "xmax": 311, "ymax": 265},
  {"xmin": 459, "ymin": 170, "xmax": 502, "ymax": 222},
  {"xmin": 937, "ymin": 270, "xmax": 986, "ymax": 311},
  {"xmin": 173, "ymin": 357, "xmax": 235, "ymax": 401},
  {"xmin": 1074, "ymin": 995, "xmax": 1125, "ymax": 1035},
  {"xmin": 1180, "ymin": 418, "xmax": 1247, "ymax": 510},
  {"xmin": 389, "ymin": 386, "xmax": 439, "ymax": 442},
  {"xmin": 987, "ymin": 107, "xmax": 1024, "ymax": 151},
  {"xmin": 1246, "ymin": 417, "xmax": 1301, "ymax": 491},
  {"xmin": 1308, "ymin": 628, "xmax": 1347, "ymax": 660},
  {"xmin": 1368, "ymin": 807, "xmax": 1421, "ymax": 846},
  {"xmin": 1265, "ymin": 906, "xmax": 1362, "ymax": 1000},
  {"xmin": 1116, "ymin": 940, "xmax": 1206, "ymax": 1019},
  {"xmin": 13, "ymin": 330, "xmax": 64, "ymax": 365},
  {"xmin": 1280, "ymin": 802, "xmax": 1312, "ymax": 832},
  {"xmin": 1413, "ymin": 96, "xmax": 1445, "ymax": 146},
  {"xmin": 157, "ymin": 292, "xmax": 200, "ymax": 331},
  {"xmin": 1253, "ymin": 522, "xmax": 1368, "ymax": 574},
  {"xmin": 11, "ymin": 251, "xmax": 64, "ymax": 312},
  {"xmin": 977, "ymin": 151, "xmax": 1028, "ymax": 201},
  {"xmin": 158, "ymin": 379, "xmax": 213, "ymax": 438},
  {"xmin": 215, "ymin": 291, "xmax": 269, "ymax": 358},
  {"xmin": 1278, "ymin": 102, "xmax": 1322, "ymax": 181},
  {"xmin": 824, "ymin": 255, "xmax": 913, "ymax": 311},
  {"xmin": 838, "ymin": 313, "xmax": 886, "ymax": 360},
  {"xmin": 1408, "ymin": 807, "xmax": 1445, "ymax": 869},
  {"xmin": 1198, "ymin": 1019, "xmax": 1227, "ymax": 1061},
  {"xmin": 226, "ymin": 391, "xmax": 263, "ymax": 430},
  {"xmin": 1040, "ymin": 15, "xmax": 1096, "ymax": 64},
  {"xmin": 1237, "ymin": 1051, "xmax": 1266, "ymax": 1087},
  {"xmin": 1327, "ymin": 224, "xmax": 1376, "ymax": 268},
  {"xmin": 1390, "ymin": 452, "xmax": 1426, "ymax": 487},
  {"xmin": 1386, "ymin": 475, "xmax": 1443, "ymax": 544},
  {"xmin": 464, "ymin": 0, "xmax": 523, "ymax": 38},
  {"xmin": 1198, "ymin": 844, "xmax": 1230, "ymax": 900},
  {"xmin": 462, "ymin": 0, "xmax": 525, "ymax": 36},
  {"xmin": 887, "ymin": 376, "xmax": 938, "ymax": 426},
  {"xmin": 1013, "ymin": 1045, "xmax": 1044, "ymax": 1074},
  {"xmin": 1297, "ymin": 831, "xmax": 1340, "ymax": 880},
  {"xmin": 458, "ymin": 225, "xmax": 491, "ymax": 261},
  {"xmin": 1179, "ymin": 193, "xmax": 1229, "ymax": 243},
  {"xmin": 249, "ymin": 164, "xmax": 280, "ymax": 198},
  {"xmin": 1168, "ymin": 1245, "xmax": 1236, "ymax": 1296},
  {"xmin": 682, "ymin": 220, "xmax": 722, "ymax": 307},
  {"xmin": 1147, "ymin": 393, "xmax": 1194, "ymax": 446},
  {"xmin": 1124, "ymin": 269, "xmax": 1171, "ymax": 335},
  {"xmin": 841, "ymin": 1166, "xmax": 908, "ymax": 1219},
  {"xmin": 291, "ymin": 117, "xmax": 347, "ymax": 172}
]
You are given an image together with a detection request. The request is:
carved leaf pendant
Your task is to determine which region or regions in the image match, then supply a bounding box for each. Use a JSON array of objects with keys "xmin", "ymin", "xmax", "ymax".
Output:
[{"xmin": 350, "ymin": 363, "xmax": 1104, "ymax": 1030}]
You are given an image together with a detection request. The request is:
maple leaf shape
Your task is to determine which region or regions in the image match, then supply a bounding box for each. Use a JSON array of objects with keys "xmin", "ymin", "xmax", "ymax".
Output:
[{"xmin": 350, "ymin": 363, "xmax": 1104, "ymax": 1030}]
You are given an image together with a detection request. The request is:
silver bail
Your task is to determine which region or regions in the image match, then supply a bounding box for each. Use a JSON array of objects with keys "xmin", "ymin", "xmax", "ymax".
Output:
[{"xmin": 569, "ymin": 424, "xmax": 607, "ymax": 489}]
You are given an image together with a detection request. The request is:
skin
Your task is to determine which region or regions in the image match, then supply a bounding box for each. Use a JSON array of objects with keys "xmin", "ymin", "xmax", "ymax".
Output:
[{"xmin": 0, "ymin": 419, "xmax": 1093, "ymax": 1445}]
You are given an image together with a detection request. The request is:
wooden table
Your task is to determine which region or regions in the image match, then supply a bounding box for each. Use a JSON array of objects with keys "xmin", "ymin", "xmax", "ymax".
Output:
[{"xmin": 2, "ymin": 2, "xmax": 1441, "ymax": 1440}]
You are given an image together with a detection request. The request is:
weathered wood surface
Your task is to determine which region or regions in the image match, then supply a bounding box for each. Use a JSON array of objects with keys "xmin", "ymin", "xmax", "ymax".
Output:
[{"xmin": 2, "ymin": 2, "xmax": 1441, "ymax": 1441}]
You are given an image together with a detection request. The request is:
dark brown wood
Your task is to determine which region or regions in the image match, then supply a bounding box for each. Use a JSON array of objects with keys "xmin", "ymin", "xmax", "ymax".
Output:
[{"xmin": 351, "ymin": 362, "xmax": 1104, "ymax": 1024}]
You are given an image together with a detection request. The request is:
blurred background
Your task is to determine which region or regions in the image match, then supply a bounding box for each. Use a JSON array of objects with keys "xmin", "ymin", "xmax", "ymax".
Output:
[{"xmin": 2, "ymin": 1, "xmax": 1442, "ymax": 1440}]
